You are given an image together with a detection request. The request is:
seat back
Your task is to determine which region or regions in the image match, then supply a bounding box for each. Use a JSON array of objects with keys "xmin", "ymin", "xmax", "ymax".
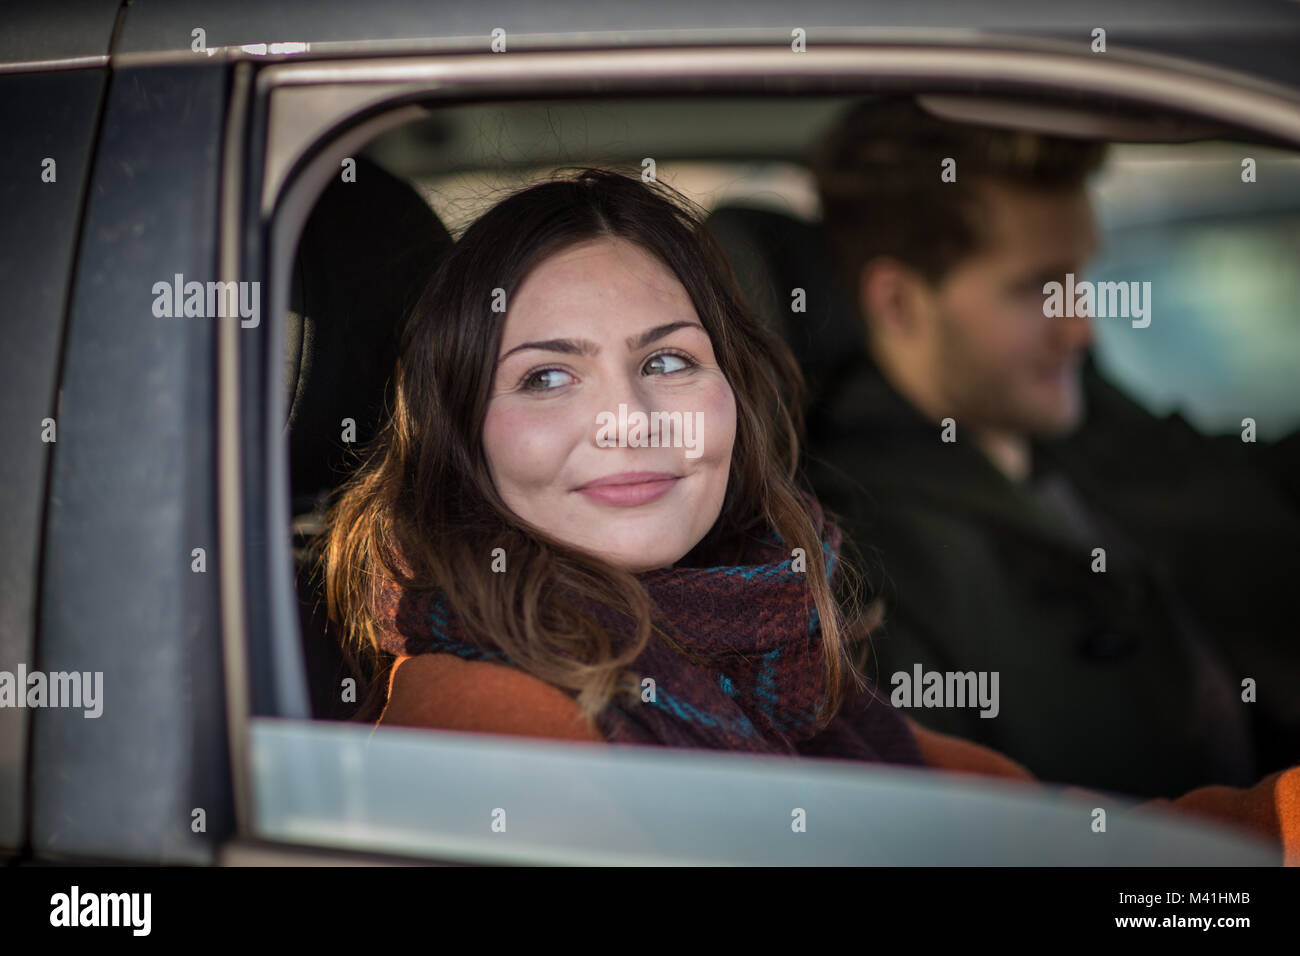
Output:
[
  {"xmin": 704, "ymin": 204, "xmax": 867, "ymax": 438},
  {"xmin": 285, "ymin": 156, "xmax": 453, "ymax": 720}
]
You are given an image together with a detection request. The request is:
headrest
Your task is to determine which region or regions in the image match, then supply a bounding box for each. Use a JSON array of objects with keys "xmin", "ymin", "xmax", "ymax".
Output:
[
  {"xmin": 285, "ymin": 157, "xmax": 453, "ymax": 507},
  {"xmin": 704, "ymin": 205, "xmax": 866, "ymax": 427}
]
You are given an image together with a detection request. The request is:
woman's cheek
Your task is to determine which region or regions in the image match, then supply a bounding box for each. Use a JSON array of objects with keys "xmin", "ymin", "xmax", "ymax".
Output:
[
  {"xmin": 483, "ymin": 401, "xmax": 540, "ymax": 484},
  {"xmin": 483, "ymin": 399, "xmax": 573, "ymax": 489},
  {"xmin": 686, "ymin": 376, "xmax": 737, "ymax": 466}
]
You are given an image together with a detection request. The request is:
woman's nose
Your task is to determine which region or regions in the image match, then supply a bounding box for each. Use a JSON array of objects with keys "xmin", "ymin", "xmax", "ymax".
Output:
[{"xmin": 588, "ymin": 372, "xmax": 656, "ymax": 444}]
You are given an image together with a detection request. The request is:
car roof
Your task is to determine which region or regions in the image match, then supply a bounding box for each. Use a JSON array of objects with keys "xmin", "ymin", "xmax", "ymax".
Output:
[{"xmin": 9, "ymin": 0, "xmax": 1300, "ymax": 92}]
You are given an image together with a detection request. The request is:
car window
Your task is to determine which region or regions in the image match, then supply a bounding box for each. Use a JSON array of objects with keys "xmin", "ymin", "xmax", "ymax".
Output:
[
  {"xmin": 256, "ymin": 79, "xmax": 1299, "ymax": 865},
  {"xmin": 1087, "ymin": 143, "xmax": 1300, "ymax": 439}
]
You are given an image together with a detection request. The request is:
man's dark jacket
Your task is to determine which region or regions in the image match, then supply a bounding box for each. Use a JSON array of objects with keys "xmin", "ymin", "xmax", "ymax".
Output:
[{"xmin": 805, "ymin": 353, "xmax": 1300, "ymax": 799}]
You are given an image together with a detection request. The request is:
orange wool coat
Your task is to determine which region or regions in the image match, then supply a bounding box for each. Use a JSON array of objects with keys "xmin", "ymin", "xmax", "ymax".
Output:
[{"xmin": 382, "ymin": 652, "xmax": 1300, "ymax": 865}]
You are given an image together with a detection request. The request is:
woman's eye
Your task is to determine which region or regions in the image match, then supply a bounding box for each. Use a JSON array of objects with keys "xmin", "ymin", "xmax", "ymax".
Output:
[
  {"xmin": 643, "ymin": 351, "xmax": 695, "ymax": 376},
  {"xmin": 521, "ymin": 367, "xmax": 574, "ymax": 391}
]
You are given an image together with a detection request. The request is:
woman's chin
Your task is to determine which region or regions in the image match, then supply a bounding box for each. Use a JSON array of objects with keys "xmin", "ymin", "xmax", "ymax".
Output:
[
  {"xmin": 606, "ymin": 550, "xmax": 684, "ymax": 573},
  {"xmin": 572, "ymin": 539, "xmax": 688, "ymax": 573}
]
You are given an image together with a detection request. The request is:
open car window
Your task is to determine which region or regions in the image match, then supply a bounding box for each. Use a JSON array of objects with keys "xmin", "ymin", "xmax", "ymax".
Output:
[
  {"xmin": 1087, "ymin": 143, "xmax": 1300, "ymax": 438},
  {"xmin": 238, "ymin": 55, "xmax": 1300, "ymax": 866}
]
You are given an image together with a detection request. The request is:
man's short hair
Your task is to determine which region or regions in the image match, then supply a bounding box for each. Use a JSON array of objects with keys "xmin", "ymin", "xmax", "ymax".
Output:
[{"xmin": 810, "ymin": 96, "xmax": 1109, "ymax": 292}]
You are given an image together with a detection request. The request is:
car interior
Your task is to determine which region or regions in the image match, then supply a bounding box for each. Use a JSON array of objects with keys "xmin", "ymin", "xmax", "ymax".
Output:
[{"xmin": 281, "ymin": 91, "xmax": 1300, "ymax": 729}]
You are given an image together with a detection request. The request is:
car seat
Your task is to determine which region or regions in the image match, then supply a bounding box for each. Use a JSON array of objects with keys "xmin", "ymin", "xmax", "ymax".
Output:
[
  {"xmin": 703, "ymin": 204, "xmax": 868, "ymax": 441},
  {"xmin": 284, "ymin": 155, "xmax": 453, "ymax": 720}
]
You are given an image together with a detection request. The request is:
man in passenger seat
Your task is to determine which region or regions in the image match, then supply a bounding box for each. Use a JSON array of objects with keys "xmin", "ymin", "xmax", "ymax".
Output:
[{"xmin": 803, "ymin": 97, "xmax": 1300, "ymax": 799}]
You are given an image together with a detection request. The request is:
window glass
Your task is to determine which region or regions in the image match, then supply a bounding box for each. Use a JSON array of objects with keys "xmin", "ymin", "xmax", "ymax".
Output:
[
  {"xmin": 251, "ymin": 718, "xmax": 1274, "ymax": 865},
  {"xmin": 1088, "ymin": 144, "xmax": 1300, "ymax": 439}
]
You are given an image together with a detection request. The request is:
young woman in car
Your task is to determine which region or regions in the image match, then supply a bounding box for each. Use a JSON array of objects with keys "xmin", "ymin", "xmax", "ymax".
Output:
[{"xmin": 320, "ymin": 167, "xmax": 1298, "ymax": 862}]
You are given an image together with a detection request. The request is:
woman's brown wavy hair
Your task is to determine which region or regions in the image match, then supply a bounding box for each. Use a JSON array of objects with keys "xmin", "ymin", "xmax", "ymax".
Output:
[{"xmin": 321, "ymin": 167, "xmax": 873, "ymax": 731}]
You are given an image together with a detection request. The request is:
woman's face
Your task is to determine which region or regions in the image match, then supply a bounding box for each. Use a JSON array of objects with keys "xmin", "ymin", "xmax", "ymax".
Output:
[{"xmin": 482, "ymin": 236, "xmax": 737, "ymax": 572}]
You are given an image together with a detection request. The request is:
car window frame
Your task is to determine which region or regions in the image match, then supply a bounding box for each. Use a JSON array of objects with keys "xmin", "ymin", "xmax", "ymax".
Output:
[{"xmin": 228, "ymin": 41, "xmax": 1300, "ymax": 864}]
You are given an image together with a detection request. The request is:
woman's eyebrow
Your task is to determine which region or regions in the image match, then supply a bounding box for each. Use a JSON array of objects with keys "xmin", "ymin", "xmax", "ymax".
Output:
[
  {"xmin": 497, "ymin": 321, "xmax": 705, "ymax": 363},
  {"xmin": 498, "ymin": 337, "xmax": 593, "ymax": 362},
  {"xmin": 626, "ymin": 320, "xmax": 705, "ymax": 351}
]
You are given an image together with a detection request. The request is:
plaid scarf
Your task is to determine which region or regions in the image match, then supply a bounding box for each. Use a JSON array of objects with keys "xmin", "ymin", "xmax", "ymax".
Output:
[{"xmin": 376, "ymin": 499, "xmax": 923, "ymax": 766}]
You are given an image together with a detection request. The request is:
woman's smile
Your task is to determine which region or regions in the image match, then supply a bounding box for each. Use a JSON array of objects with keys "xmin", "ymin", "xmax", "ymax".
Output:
[{"xmin": 574, "ymin": 470, "xmax": 682, "ymax": 507}]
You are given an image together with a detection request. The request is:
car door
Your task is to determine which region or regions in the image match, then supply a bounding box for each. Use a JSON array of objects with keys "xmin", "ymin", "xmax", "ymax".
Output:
[
  {"xmin": 25, "ymin": 58, "xmax": 234, "ymax": 865},
  {"xmin": 0, "ymin": 0, "xmax": 119, "ymax": 862}
]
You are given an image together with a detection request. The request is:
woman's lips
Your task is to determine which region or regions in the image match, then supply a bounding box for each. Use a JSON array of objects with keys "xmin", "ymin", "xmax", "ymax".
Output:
[{"xmin": 576, "ymin": 473, "xmax": 680, "ymax": 507}]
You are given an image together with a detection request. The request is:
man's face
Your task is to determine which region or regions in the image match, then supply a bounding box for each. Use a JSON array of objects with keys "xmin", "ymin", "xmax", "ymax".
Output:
[{"xmin": 924, "ymin": 178, "xmax": 1099, "ymax": 437}]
